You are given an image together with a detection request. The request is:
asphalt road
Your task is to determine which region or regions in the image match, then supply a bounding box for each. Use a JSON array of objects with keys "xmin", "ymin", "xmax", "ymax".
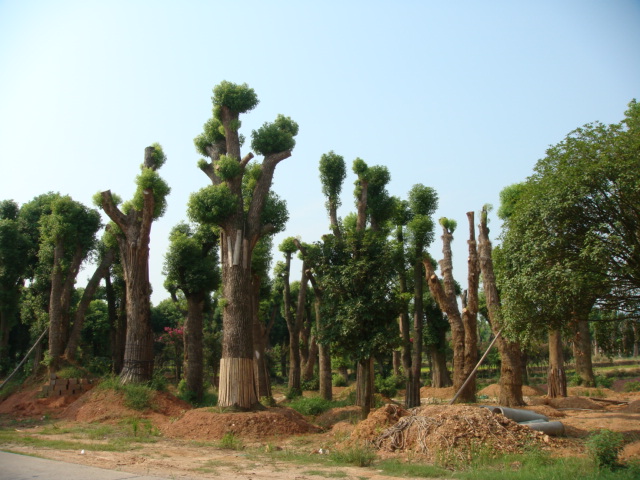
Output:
[{"xmin": 0, "ymin": 451, "xmax": 175, "ymax": 480}]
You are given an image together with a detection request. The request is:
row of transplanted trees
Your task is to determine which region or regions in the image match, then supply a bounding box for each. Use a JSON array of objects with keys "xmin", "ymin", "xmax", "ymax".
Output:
[{"xmin": 2, "ymin": 83, "xmax": 638, "ymax": 417}]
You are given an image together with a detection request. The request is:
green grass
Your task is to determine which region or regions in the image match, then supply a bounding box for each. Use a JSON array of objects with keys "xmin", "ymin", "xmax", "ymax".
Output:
[
  {"xmin": 302, "ymin": 470, "xmax": 348, "ymax": 478},
  {"xmin": 218, "ymin": 432, "xmax": 244, "ymax": 450}
]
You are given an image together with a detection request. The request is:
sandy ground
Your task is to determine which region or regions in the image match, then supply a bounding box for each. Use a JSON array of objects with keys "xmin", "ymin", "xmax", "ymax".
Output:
[{"xmin": 1, "ymin": 381, "xmax": 640, "ymax": 480}]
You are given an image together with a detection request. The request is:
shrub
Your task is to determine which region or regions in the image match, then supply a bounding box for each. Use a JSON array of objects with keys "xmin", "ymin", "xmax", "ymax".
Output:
[
  {"xmin": 623, "ymin": 381, "xmax": 640, "ymax": 392},
  {"xmin": 586, "ymin": 429, "xmax": 624, "ymax": 469},
  {"xmin": 123, "ymin": 384, "xmax": 154, "ymax": 411},
  {"xmin": 285, "ymin": 386, "xmax": 302, "ymax": 400},
  {"xmin": 301, "ymin": 376, "xmax": 319, "ymax": 391},
  {"xmin": 375, "ymin": 376, "xmax": 399, "ymax": 398},
  {"xmin": 330, "ymin": 445, "xmax": 376, "ymax": 467},
  {"xmin": 218, "ymin": 432, "xmax": 243, "ymax": 450},
  {"xmin": 288, "ymin": 396, "xmax": 334, "ymax": 416},
  {"xmin": 55, "ymin": 366, "xmax": 86, "ymax": 379},
  {"xmin": 332, "ymin": 373, "xmax": 347, "ymax": 387},
  {"xmin": 595, "ymin": 375, "xmax": 613, "ymax": 389}
]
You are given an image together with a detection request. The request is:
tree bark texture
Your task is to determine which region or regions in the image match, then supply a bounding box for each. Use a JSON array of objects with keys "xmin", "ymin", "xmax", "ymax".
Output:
[
  {"xmin": 252, "ymin": 275, "xmax": 272, "ymax": 400},
  {"xmin": 48, "ymin": 240, "xmax": 83, "ymax": 373},
  {"xmin": 302, "ymin": 335, "xmax": 318, "ymax": 381},
  {"xmin": 477, "ymin": 211, "xmax": 525, "ymax": 407},
  {"xmin": 282, "ymin": 252, "xmax": 301, "ymax": 394},
  {"xmin": 408, "ymin": 258, "xmax": 424, "ymax": 407},
  {"xmin": 429, "ymin": 344, "xmax": 452, "ymax": 387},
  {"xmin": 65, "ymin": 248, "xmax": 115, "ymax": 362},
  {"xmin": 571, "ymin": 316, "xmax": 595, "ymax": 387},
  {"xmin": 461, "ymin": 211, "xmax": 479, "ymax": 402},
  {"xmin": 356, "ymin": 357, "xmax": 374, "ymax": 419},
  {"xmin": 183, "ymin": 292, "xmax": 205, "ymax": 401},
  {"xmin": 548, "ymin": 329, "xmax": 567, "ymax": 398},
  {"xmin": 423, "ymin": 235, "xmax": 470, "ymax": 401},
  {"xmin": 101, "ymin": 147, "xmax": 158, "ymax": 384}
]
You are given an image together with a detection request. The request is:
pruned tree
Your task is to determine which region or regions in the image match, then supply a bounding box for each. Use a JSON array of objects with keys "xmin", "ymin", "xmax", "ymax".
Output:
[
  {"xmin": 163, "ymin": 222, "xmax": 220, "ymax": 401},
  {"xmin": 96, "ymin": 144, "xmax": 170, "ymax": 384},
  {"xmin": 189, "ymin": 81, "xmax": 295, "ymax": 409}
]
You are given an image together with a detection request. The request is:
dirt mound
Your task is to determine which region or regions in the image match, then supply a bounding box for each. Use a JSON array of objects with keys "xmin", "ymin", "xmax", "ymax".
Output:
[
  {"xmin": 624, "ymin": 399, "xmax": 640, "ymax": 413},
  {"xmin": 567, "ymin": 387, "xmax": 616, "ymax": 397},
  {"xmin": 349, "ymin": 404, "xmax": 411, "ymax": 443},
  {"xmin": 164, "ymin": 406, "xmax": 321, "ymax": 440},
  {"xmin": 0, "ymin": 384, "xmax": 83, "ymax": 417},
  {"xmin": 548, "ymin": 396, "xmax": 604, "ymax": 410},
  {"xmin": 367, "ymin": 405, "xmax": 549, "ymax": 463},
  {"xmin": 315, "ymin": 406, "xmax": 360, "ymax": 428},
  {"xmin": 419, "ymin": 386, "xmax": 454, "ymax": 400},
  {"xmin": 522, "ymin": 405, "xmax": 566, "ymax": 418},
  {"xmin": 60, "ymin": 388, "xmax": 191, "ymax": 428},
  {"xmin": 478, "ymin": 383, "xmax": 545, "ymax": 397}
]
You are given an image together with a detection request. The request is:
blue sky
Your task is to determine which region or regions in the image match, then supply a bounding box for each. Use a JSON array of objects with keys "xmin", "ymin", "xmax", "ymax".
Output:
[{"xmin": 1, "ymin": 1, "xmax": 639, "ymax": 304}]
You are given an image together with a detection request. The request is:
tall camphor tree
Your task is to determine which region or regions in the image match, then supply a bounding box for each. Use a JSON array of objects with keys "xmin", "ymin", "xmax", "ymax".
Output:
[
  {"xmin": 423, "ymin": 213, "xmax": 479, "ymax": 403},
  {"xmin": 402, "ymin": 184, "xmax": 438, "ymax": 407},
  {"xmin": 163, "ymin": 222, "xmax": 220, "ymax": 401},
  {"xmin": 315, "ymin": 156, "xmax": 399, "ymax": 418},
  {"xmin": 36, "ymin": 195, "xmax": 102, "ymax": 373},
  {"xmin": 0, "ymin": 200, "xmax": 30, "ymax": 373},
  {"xmin": 478, "ymin": 206, "xmax": 525, "ymax": 406},
  {"xmin": 96, "ymin": 144, "xmax": 170, "ymax": 384},
  {"xmin": 189, "ymin": 81, "xmax": 296, "ymax": 409}
]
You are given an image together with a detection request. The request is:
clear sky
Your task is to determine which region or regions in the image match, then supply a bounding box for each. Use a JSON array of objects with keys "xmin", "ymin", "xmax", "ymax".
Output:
[{"xmin": 1, "ymin": 1, "xmax": 639, "ymax": 305}]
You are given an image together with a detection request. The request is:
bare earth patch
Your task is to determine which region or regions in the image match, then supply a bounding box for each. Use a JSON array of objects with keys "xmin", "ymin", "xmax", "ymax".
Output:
[{"xmin": 2, "ymin": 381, "xmax": 640, "ymax": 478}]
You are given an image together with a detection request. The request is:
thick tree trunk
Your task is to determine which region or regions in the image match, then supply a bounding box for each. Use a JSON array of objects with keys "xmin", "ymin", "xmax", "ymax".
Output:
[
  {"xmin": 429, "ymin": 345, "xmax": 452, "ymax": 387},
  {"xmin": 461, "ymin": 212, "xmax": 479, "ymax": 402},
  {"xmin": 571, "ymin": 316, "xmax": 595, "ymax": 387},
  {"xmin": 109, "ymin": 277, "xmax": 126, "ymax": 375},
  {"xmin": 282, "ymin": 254, "xmax": 302, "ymax": 394},
  {"xmin": 408, "ymin": 258, "xmax": 424, "ymax": 408},
  {"xmin": 218, "ymin": 237, "xmax": 258, "ymax": 408},
  {"xmin": 252, "ymin": 275, "xmax": 272, "ymax": 400},
  {"xmin": 302, "ymin": 335, "xmax": 318, "ymax": 381},
  {"xmin": 548, "ymin": 329, "xmax": 567, "ymax": 398},
  {"xmin": 48, "ymin": 241, "xmax": 83, "ymax": 374},
  {"xmin": 65, "ymin": 248, "xmax": 115, "ymax": 362},
  {"xmin": 392, "ymin": 350, "xmax": 401, "ymax": 376},
  {"xmin": 477, "ymin": 209, "xmax": 525, "ymax": 407},
  {"xmin": 356, "ymin": 357, "xmax": 374, "ymax": 419},
  {"xmin": 183, "ymin": 292, "xmax": 205, "ymax": 401}
]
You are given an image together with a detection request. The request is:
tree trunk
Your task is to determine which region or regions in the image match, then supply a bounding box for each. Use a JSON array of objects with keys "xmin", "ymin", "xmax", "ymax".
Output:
[
  {"xmin": 109, "ymin": 277, "xmax": 126, "ymax": 375},
  {"xmin": 477, "ymin": 208, "xmax": 525, "ymax": 407},
  {"xmin": 218, "ymin": 237, "xmax": 258, "ymax": 408},
  {"xmin": 461, "ymin": 211, "xmax": 479, "ymax": 402},
  {"xmin": 65, "ymin": 248, "xmax": 115, "ymax": 362},
  {"xmin": 429, "ymin": 344, "xmax": 452, "ymax": 387},
  {"xmin": 183, "ymin": 291, "xmax": 205, "ymax": 402},
  {"xmin": 252, "ymin": 275, "xmax": 272, "ymax": 400},
  {"xmin": 302, "ymin": 335, "xmax": 318, "ymax": 381},
  {"xmin": 408, "ymin": 257, "xmax": 424, "ymax": 407},
  {"xmin": 571, "ymin": 316, "xmax": 595, "ymax": 387},
  {"xmin": 392, "ymin": 350, "xmax": 401, "ymax": 376},
  {"xmin": 548, "ymin": 329, "xmax": 567, "ymax": 398},
  {"xmin": 283, "ymin": 253, "xmax": 302, "ymax": 394},
  {"xmin": 356, "ymin": 357, "xmax": 374, "ymax": 419}
]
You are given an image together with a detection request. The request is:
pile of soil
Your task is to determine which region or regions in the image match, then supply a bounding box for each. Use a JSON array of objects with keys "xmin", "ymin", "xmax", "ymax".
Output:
[
  {"xmin": 419, "ymin": 386, "xmax": 455, "ymax": 400},
  {"xmin": 547, "ymin": 396, "xmax": 604, "ymax": 410},
  {"xmin": 0, "ymin": 384, "xmax": 84, "ymax": 418},
  {"xmin": 522, "ymin": 404, "xmax": 566, "ymax": 418},
  {"xmin": 164, "ymin": 406, "xmax": 321, "ymax": 440},
  {"xmin": 624, "ymin": 399, "xmax": 640, "ymax": 413},
  {"xmin": 348, "ymin": 404, "xmax": 410, "ymax": 444},
  {"xmin": 352, "ymin": 404, "xmax": 549, "ymax": 463},
  {"xmin": 315, "ymin": 406, "xmax": 360, "ymax": 429},
  {"xmin": 478, "ymin": 383, "xmax": 545, "ymax": 397},
  {"xmin": 64, "ymin": 389, "xmax": 191, "ymax": 428}
]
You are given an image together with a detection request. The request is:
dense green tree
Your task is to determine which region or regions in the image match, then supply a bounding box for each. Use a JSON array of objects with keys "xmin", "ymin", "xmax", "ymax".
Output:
[
  {"xmin": 189, "ymin": 81, "xmax": 295, "ymax": 409},
  {"xmin": 163, "ymin": 222, "xmax": 220, "ymax": 401},
  {"xmin": 0, "ymin": 201, "xmax": 30, "ymax": 373},
  {"xmin": 96, "ymin": 144, "xmax": 170, "ymax": 384}
]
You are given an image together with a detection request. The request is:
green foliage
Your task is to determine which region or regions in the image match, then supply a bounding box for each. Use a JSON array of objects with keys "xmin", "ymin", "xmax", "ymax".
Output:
[
  {"xmin": 586, "ymin": 429, "xmax": 624, "ymax": 470},
  {"xmin": 285, "ymin": 386, "xmax": 302, "ymax": 400},
  {"xmin": 188, "ymin": 183, "xmax": 238, "ymax": 226},
  {"xmin": 55, "ymin": 366, "xmax": 86, "ymax": 379},
  {"xmin": 279, "ymin": 236, "xmax": 298, "ymax": 254},
  {"xmin": 332, "ymin": 373, "xmax": 347, "ymax": 387},
  {"xmin": 595, "ymin": 375, "xmax": 613, "ymax": 389},
  {"xmin": 623, "ymin": 381, "xmax": 640, "ymax": 392},
  {"xmin": 147, "ymin": 142, "xmax": 167, "ymax": 169},
  {"xmin": 352, "ymin": 157, "xmax": 367, "ymax": 176},
  {"xmin": 194, "ymin": 117, "xmax": 226, "ymax": 156},
  {"xmin": 287, "ymin": 396, "xmax": 334, "ymax": 416},
  {"xmin": 374, "ymin": 375, "xmax": 398, "ymax": 398},
  {"xmin": 301, "ymin": 376, "xmax": 320, "ymax": 391},
  {"xmin": 218, "ymin": 432, "xmax": 244, "ymax": 450},
  {"xmin": 133, "ymin": 167, "xmax": 171, "ymax": 219},
  {"xmin": 251, "ymin": 114, "xmax": 299, "ymax": 155},
  {"xmin": 212, "ymin": 81, "xmax": 259, "ymax": 117},
  {"xmin": 319, "ymin": 151, "xmax": 346, "ymax": 204},
  {"xmin": 329, "ymin": 444, "xmax": 376, "ymax": 467},
  {"xmin": 438, "ymin": 216, "xmax": 457, "ymax": 233},
  {"xmin": 214, "ymin": 154, "xmax": 242, "ymax": 180}
]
